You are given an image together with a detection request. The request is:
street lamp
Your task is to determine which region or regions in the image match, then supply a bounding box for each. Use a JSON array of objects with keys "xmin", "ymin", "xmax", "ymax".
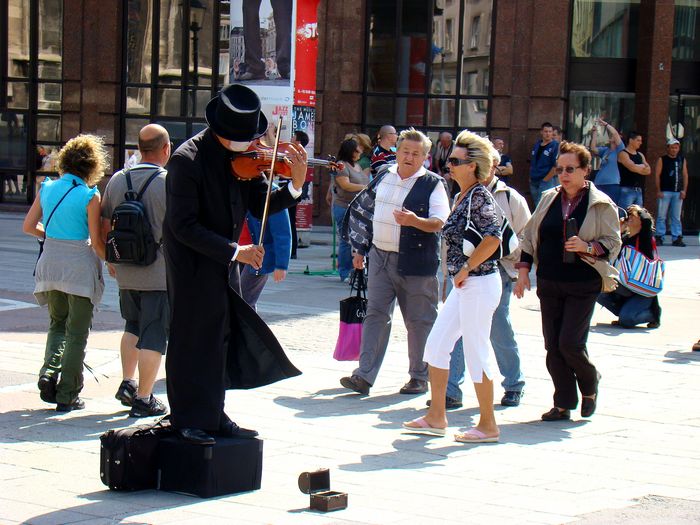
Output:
[{"xmin": 185, "ymin": 0, "xmax": 207, "ymax": 116}]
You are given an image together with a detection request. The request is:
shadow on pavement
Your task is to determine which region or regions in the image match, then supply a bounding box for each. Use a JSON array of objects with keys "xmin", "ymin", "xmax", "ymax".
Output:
[
  {"xmin": 339, "ymin": 420, "xmax": 588, "ymax": 472},
  {"xmin": 663, "ymin": 349, "xmax": 700, "ymax": 365},
  {"xmin": 273, "ymin": 390, "xmax": 408, "ymax": 418}
]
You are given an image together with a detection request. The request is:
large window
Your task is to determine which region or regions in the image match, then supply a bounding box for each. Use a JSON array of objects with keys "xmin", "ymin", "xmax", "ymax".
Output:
[
  {"xmin": 122, "ymin": 0, "xmax": 219, "ymax": 167},
  {"xmin": 364, "ymin": 0, "xmax": 493, "ymax": 136},
  {"xmin": 1, "ymin": 0, "xmax": 63, "ymax": 203},
  {"xmin": 566, "ymin": 91, "xmax": 635, "ymax": 149},
  {"xmin": 571, "ymin": 0, "xmax": 640, "ymax": 59},
  {"xmin": 673, "ymin": 0, "xmax": 700, "ymax": 60}
]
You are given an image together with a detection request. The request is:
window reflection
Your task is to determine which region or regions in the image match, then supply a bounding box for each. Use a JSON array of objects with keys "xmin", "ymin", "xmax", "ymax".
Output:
[
  {"xmin": 7, "ymin": 0, "xmax": 30, "ymax": 78},
  {"xmin": 160, "ymin": 0, "xmax": 184, "ymax": 85},
  {"xmin": 566, "ymin": 91, "xmax": 635, "ymax": 145},
  {"xmin": 673, "ymin": 1, "xmax": 700, "ymax": 60},
  {"xmin": 395, "ymin": 97, "xmax": 425, "ymax": 126},
  {"xmin": 367, "ymin": 0, "xmax": 396, "ymax": 93},
  {"xmin": 571, "ymin": 0, "xmax": 640, "ymax": 59},
  {"xmin": 365, "ymin": 96, "xmax": 393, "ymax": 125},
  {"xmin": 39, "ymin": 0, "xmax": 62, "ymax": 79},
  {"xmin": 397, "ymin": 0, "xmax": 429, "ymax": 95},
  {"xmin": 126, "ymin": 0, "xmax": 153, "ymax": 84},
  {"xmin": 428, "ymin": 98, "xmax": 455, "ymax": 127},
  {"xmin": 460, "ymin": 0, "xmax": 491, "ymax": 97},
  {"xmin": 431, "ymin": 2, "xmax": 460, "ymax": 95},
  {"xmin": 459, "ymin": 98, "xmax": 488, "ymax": 128}
]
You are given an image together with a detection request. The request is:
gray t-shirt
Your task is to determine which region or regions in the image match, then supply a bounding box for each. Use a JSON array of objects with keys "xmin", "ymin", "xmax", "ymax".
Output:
[
  {"xmin": 332, "ymin": 163, "xmax": 370, "ymax": 208},
  {"xmin": 101, "ymin": 163, "xmax": 167, "ymax": 291}
]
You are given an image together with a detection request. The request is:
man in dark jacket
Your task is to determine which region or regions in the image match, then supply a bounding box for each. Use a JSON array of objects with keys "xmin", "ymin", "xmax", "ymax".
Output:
[{"xmin": 163, "ymin": 84, "xmax": 305, "ymax": 445}]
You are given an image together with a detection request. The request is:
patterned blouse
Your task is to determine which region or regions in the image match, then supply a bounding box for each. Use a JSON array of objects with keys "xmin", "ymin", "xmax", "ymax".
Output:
[{"xmin": 443, "ymin": 183, "xmax": 502, "ymax": 277}]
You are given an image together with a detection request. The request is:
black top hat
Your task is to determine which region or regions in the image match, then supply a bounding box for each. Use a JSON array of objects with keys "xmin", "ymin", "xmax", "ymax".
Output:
[{"xmin": 205, "ymin": 84, "xmax": 268, "ymax": 142}]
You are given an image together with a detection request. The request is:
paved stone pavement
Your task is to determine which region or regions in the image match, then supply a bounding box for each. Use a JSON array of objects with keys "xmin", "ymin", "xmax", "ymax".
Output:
[{"xmin": 0, "ymin": 211, "xmax": 699, "ymax": 525}]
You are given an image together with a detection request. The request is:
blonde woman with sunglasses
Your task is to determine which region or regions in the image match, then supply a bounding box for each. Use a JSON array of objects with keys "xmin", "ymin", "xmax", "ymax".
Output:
[{"xmin": 514, "ymin": 142, "xmax": 621, "ymax": 422}]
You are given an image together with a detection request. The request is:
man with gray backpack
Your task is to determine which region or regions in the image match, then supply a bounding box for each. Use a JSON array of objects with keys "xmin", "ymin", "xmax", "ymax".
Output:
[{"xmin": 101, "ymin": 124, "xmax": 170, "ymax": 417}]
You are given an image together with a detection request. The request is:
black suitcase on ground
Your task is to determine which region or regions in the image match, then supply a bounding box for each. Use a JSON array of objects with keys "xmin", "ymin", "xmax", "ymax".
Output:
[
  {"xmin": 100, "ymin": 417, "xmax": 173, "ymax": 491},
  {"xmin": 158, "ymin": 435, "xmax": 263, "ymax": 498}
]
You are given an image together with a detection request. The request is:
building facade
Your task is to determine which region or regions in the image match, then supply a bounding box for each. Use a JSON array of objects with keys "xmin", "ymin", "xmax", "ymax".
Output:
[{"xmin": 1, "ymin": 0, "xmax": 699, "ymax": 230}]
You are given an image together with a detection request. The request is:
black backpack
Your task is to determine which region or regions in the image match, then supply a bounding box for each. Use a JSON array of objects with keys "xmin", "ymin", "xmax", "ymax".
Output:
[{"xmin": 105, "ymin": 167, "xmax": 163, "ymax": 266}]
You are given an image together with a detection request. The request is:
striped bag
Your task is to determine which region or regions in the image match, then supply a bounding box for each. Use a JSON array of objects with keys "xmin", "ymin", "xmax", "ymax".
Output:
[{"xmin": 614, "ymin": 241, "xmax": 665, "ymax": 297}]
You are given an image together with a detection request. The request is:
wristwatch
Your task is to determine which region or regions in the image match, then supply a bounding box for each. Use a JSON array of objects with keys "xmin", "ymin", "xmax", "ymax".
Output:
[{"xmin": 586, "ymin": 243, "xmax": 593, "ymax": 255}]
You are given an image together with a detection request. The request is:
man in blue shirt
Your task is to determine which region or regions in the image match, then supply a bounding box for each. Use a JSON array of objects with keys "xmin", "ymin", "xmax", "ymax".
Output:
[
  {"xmin": 590, "ymin": 118, "xmax": 624, "ymax": 204},
  {"xmin": 529, "ymin": 122, "xmax": 559, "ymax": 206}
]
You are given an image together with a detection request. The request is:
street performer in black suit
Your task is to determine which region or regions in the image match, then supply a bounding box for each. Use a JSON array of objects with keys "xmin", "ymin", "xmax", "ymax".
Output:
[{"xmin": 163, "ymin": 84, "xmax": 305, "ymax": 445}]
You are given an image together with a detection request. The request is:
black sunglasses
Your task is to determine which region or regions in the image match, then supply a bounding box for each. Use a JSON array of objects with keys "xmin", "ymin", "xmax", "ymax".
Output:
[
  {"xmin": 554, "ymin": 165, "xmax": 580, "ymax": 174},
  {"xmin": 447, "ymin": 157, "xmax": 473, "ymax": 166}
]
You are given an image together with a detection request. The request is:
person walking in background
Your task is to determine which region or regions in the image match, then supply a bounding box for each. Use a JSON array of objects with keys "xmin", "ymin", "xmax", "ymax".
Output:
[
  {"xmin": 598, "ymin": 205, "xmax": 661, "ymax": 328},
  {"xmin": 240, "ymin": 204, "xmax": 292, "ymax": 310},
  {"xmin": 590, "ymin": 118, "xmax": 624, "ymax": 204},
  {"xmin": 345, "ymin": 133, "xmax": 373, "ymax": 171},
  {"xmin": 617, "ymin": 131, "xmax": 651, "ymax": 208},
  {"xmin": 340, "ymin": 128, "xmax": 449, "ymax": 396},
  {"xmin": 332, "ymin": 138, "xmax": 370, "ymax": 283},
  {"xmin": 515, "ymin": 141, "xmax": 621, "ymax": 422},
  {"xmin": 22, "ymin": 134, "xmax": 108, "ymax": 412},
  {"xmin": 370, "ymin": 125, "xmax": 398, "ymax": 179},
  {"xmin": 431, "ymin": 132, "xmax": 455, "ymax": 196},
  {"xmin": 654, "ymin": 138, "xmax": 688, "ymax": 247},
  {"xmin": 101, "ymin": 124, "xmax": 170, "ymax": 418},
  {"xmin": 492, "ymin": 138, "xmax": 513, "ymax": 186},
  {"xmin": 283, "ymin": 130, "xmax": 309, "ymax": 259},
  {"xmin": 529, "ymin": 122, "xmax": 560, "ymax": 207},
  {"xmin": 403, "ymin": 130, "xmax": 502, "ymax": 443}
]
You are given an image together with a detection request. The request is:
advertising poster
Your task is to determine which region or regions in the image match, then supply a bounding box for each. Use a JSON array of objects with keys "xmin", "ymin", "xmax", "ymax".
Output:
[{"xmin": 230, "ymin": 0, "xmax": 319, "ymax": 231}]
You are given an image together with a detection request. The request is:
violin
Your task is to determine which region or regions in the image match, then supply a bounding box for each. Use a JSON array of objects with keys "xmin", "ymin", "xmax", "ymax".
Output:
[{"xmin": 230, "ymin": 140, "xmax": 343, "ymax": 181}]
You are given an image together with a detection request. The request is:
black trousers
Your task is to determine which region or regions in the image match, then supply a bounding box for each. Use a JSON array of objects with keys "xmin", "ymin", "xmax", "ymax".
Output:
[
  {"xmin": 242, "ymin": 0, "xmax": 292, "ymax": 77},
  {"xmin": 537, "ymin": 277, "xmax": 600, "ymax": 409}
]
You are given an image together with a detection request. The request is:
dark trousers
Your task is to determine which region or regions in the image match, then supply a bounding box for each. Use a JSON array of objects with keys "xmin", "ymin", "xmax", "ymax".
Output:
[
  {"xmin": 288, "ymin": 205, "xmax": 297, "ymax": 256},
  {"xmin": 537, "ymin": 277, "xmax": 600, "ymax": 409},
  {"xmin": 242, "ymin": 0, "xmax": 292, "ymax": 77}
]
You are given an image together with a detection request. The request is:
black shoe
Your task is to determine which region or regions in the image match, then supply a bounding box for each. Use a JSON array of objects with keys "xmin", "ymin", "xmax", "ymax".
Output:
[
  {"xmin": 426, "ymin": 397, "xmax": 463, "ymax": 410},
  {"xmin": 655, "ymin": 235, "xmax": 664, "ymax": 246},
  {"xmin": 672, "ymin": 237, "xmax": 686, "ymax": 247},
  {"xmin": 37, "ymin": 375, "xmax": 57, "ymax": 404},
  {"xmin": 541, "ymin": 407, "xmax": 570, "ymax": 421},
  {"xmin": 115, "ymin": 379, "xmax": 137, "ymax": 407},
  {"xmin": 218, "ymin": 419, "xmax": 259, "ymax": 439},
  {"xmin": 129, "ymin": 395, "xmax": 167, "ymax": 418},
  {"xmin": 647, "ymin": 321, "xmax": 660, "ymax": 329},
  {"xmin": 581, "ymin": 395, "xmax": 597, "ymax": 418},
  {"xmin": 56, "ymin": 398, "xmax": 85, "ymax": 413},
  {"xmin": 399, "ymin": 378, "xmax": 429, "ymax": 395},
  {"xmin": 501, "ymin": 391, "xmax": 523, "ymax": 407},
  {"xmin": 340, "ymin": 375, "xmax": 371, "ymax": 395},
  {"xmin": 177, "ymin": 428, "xmax": 216, "ymax": 446}
]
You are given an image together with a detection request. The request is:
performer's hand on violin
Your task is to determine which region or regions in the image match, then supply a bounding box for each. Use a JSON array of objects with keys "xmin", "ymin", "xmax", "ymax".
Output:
[
  {"xmin": 236, "ymin": 244, "xmax": 265, "ymax": 270},
  {"xmin": 286, "ymin": 143, "xmax": 308, "ymax": 192}
]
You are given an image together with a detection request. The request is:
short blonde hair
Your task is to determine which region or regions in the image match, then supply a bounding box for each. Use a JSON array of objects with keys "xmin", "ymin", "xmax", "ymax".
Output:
[
  {"xmin": 396, "ymin": 127, "xmax": 432, "ymax": 155},
  {"xmin": 454, "ymin": 130, "xmax": 493, "ymax": 181},
  {"xmin": 57, "ymin": 134, "xmax": 109, "ymax": 187}
]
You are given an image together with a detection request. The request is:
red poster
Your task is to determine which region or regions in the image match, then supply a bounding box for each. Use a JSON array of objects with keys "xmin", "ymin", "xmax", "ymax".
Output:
[{"xmin": 294, "ymin": 0, "xmax": 320, "ymax": 107}]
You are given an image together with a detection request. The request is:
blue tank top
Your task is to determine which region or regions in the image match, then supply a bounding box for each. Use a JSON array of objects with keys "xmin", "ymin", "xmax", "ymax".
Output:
[{"xmin": 40, "ymin": 174, "xmax": 99, "ymax": 240}]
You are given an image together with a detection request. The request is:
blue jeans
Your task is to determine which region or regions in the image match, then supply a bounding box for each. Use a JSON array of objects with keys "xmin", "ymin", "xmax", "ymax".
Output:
[
  {"xmin": 446, "ymin": 267, "xmax": 525, "ymax": 399},
  {"xmin": 597, "ymin": 291, "xmax": 656, "ymax": 327},
  {"xmin": 656, "ymin": 192, "xmax": 683, "ymax": 239},
  {"xmin": 333, "ymin": 204, "xmax": 352, "ymax": 280},
  {"xmin": 530, "ymin": 178, "xmax": 556, "ymax": 207},
  {"xmin": 619, "ymin": 187, "xmax": 643, "ymax": 209},
  {"xmin": 596, "ymin": 184, "xmax": 621, "ymax": 205}
]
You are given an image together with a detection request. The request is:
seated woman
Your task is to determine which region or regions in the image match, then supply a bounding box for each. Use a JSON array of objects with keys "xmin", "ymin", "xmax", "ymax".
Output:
[{"xmin": 597, "ymin": 205, "xmax": 661, "ymax": 328}]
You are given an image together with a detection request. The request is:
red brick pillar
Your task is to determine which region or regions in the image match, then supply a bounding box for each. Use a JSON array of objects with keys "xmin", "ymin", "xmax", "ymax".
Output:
[{"xmin": 634, "ymin": 0, "xmax": 675, "ymax": 215}]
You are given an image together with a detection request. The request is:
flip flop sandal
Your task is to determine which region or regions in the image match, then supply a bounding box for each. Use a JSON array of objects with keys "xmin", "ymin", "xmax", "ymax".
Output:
[
  {"xmin": 402, "ymin": 416, "xmax": 446, "ymax": 436},
  {"xmin": 454, "ymin": 428, "xmax": 499, "ymax": 443}
]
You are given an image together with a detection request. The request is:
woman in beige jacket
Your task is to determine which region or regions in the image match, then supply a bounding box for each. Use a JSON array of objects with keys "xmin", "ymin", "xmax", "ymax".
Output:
[{"xmin": 514, "ymin": 141, "xmax": 621, "ymax": 421}]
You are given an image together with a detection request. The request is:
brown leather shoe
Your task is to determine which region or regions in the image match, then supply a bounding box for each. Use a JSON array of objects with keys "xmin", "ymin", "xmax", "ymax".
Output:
[
  {"xmin": 340, "ymin": 375, "xmax": 371, "ymax": 395},
  {"xmin": 541, "ymin": 407, "xmax": 571, "ymax": 421},
  {"xmin": 399, "ymin": 378, "xmax": 428, "ymax": 395}
]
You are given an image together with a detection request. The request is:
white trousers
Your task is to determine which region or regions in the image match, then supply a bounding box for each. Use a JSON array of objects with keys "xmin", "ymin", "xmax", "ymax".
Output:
[{"xmin": 423, "ymin": 272, "xmax": 501, "ymax": 383}]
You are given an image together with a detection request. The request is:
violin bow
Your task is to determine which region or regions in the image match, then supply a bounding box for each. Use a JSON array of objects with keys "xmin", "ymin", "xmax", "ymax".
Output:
[{"xmin": 257, "ymin": 115, "xmax": 284, "ymax": 249}]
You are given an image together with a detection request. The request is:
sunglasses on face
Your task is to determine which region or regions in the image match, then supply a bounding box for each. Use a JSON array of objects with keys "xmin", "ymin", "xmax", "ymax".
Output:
[
  {"xmin": 447, "ymin": 157, "xmax": 473, "ymax": 166},
  {"xmin": 554, "ymin": 165, "xmax": 580, "ymax": 174}
]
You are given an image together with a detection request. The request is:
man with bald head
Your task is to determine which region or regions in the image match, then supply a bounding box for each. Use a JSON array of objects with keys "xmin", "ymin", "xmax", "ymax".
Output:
[
  {"xmin": 370, "ymin": 124, "xmax": 398, "ymax": 179},
  {"xmin": 101, "ymin": 124, "xmax": 171, "ymax": 417}
]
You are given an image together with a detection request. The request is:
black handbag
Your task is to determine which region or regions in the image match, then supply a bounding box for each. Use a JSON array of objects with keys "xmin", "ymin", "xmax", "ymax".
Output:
[
  {"xmin": 333, "ymin": 269, "xmax": 367, "ymax": 361},
  {"xmin": 461, "ymin": 187, "xmax": 518, "ymax": 261}
]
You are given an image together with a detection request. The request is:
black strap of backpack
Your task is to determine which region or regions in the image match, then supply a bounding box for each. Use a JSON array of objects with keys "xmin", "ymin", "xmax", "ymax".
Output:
[
  {"xmin": 125, "ymin": 167, "xmax": 164, "ymax": 201},
  {"xmin": 34, "ymin": 179, "xmax": 79, "ymax": 276}
]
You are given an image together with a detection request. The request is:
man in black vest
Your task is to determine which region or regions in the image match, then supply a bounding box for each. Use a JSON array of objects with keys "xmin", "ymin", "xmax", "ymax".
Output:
[
  {"xmin": 163, "ymin": 84, "xmax": 305, "ymax": 445},
  {"xmin": 340, "ymin": 128, "xmax": 450, "ymax": 395}
]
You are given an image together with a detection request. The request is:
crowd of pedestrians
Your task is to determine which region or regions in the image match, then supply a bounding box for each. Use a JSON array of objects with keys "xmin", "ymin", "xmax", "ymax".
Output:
[{"xmin": 20, "ymin": 93, "xmax": 693, "ymax": 446}]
